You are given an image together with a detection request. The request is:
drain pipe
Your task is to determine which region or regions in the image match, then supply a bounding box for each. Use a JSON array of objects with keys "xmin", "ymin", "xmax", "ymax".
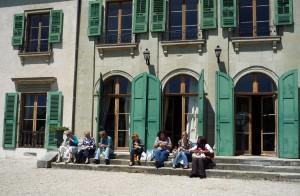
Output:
[{"xmin": 71, "ymin": 0, "xmax": 81, "ymax": 132}]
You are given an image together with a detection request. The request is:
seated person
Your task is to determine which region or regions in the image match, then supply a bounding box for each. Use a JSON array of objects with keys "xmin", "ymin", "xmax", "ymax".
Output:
[
  {"xmin": 129, "ymin": 132, "xmax": 144, "ymax": 166},
  {"xmin": 75, "ymin": 131, "xmax": 96, "ymax": 164},
  {"xmin": 153, "ymin": 131, "xmax": 172, "ymax": 168},
  {"xmin": 172, "ymin": 131, "xmax": 192, "ymax": 169},
  {"xmin": 56, "ymin": 131, "xmax": 69, "ymax": 163},
  {"xmin": 94, "ymin": 131, "xmax": 113, "ymax": 165},
  {"xmin": 189, "ymin": 136, "xmax": 214, "ymax": 178},
  {"xmin": 65, "ymin": 130, "xmax": 79, "ymax": 163}
]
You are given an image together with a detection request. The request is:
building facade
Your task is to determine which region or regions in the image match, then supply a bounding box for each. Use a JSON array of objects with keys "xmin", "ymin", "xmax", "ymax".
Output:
[
  {"xmin": 1, "ymin": 0, "xmax": 299, "ymax": 159},
  {"xmin": 0, "ymin": 0, "xmax": 78, "ymax": 157}
]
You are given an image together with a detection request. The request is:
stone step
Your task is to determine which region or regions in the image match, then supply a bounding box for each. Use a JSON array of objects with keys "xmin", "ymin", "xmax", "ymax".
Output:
[
  {"xmin": 95, "ymin": 159, "xmax": 300, "ymax": 173},
  {"xmin": 112, "ymin": 154, "xmax": 300, "ymax": 167},
  {"xmin": 51, "ymin": 162, "xmax": 300, "ymax": 182}
]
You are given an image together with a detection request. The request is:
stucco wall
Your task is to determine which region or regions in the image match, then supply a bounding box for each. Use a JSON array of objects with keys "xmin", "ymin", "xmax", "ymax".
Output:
[
  {"xmin": 76, "ymin": 0, "xmax": 300, "ymax": 146},
  {"xmin": 0, "ymin": 0, "xmax": 77, "ymax": 148}
]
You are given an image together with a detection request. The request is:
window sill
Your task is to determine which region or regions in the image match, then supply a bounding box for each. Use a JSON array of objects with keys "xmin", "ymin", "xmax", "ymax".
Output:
[
  {"xmin": 18, "ymin": 51, "xmax": 52, "ymax": 64},
  {"xmin": 161, "ymin": 39, "xmax": 205, "ymax": 55},
  {"xmin": 231, "ymin": 36, "xmax": 281, "ymax": 53},
  {"xmin": 96, "ymin": 43, "xmax": 138, "ymax": 57}
]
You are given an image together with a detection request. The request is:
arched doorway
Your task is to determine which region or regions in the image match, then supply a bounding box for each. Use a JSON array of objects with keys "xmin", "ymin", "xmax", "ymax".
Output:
[
  {"xmin": 163, "ymin": 75, "xmax": 198, "ymax": 145},
  {"xmin": 103, "ymin": 76, "xmax": 131, "ymax": 151},
  {"xmin": 235, "ymin": 72, "xmax": 277, "ymax": 156}
]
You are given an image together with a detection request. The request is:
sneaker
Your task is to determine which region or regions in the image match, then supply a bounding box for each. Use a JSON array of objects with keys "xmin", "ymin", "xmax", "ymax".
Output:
[
  {"xmin": 105, "ymin": 159, "xmax": 110, "ymax": 165},
  {"xmin": 93, "ymin": 159, "xmax": 100, "ymax": 164},
  {"xmin": 154, "ymin": 161, "xmax": 160, "ymax": 169},
  {"xmin": 73, "ymin": 157, "xmax": 77, "ymax": 163},
  {"xmin": 85, "ymin": 158, "xmax": 89, "ymax": 164},
  {"xmin": 129, "ymin": 161, "xmax": 133, "ymax": 166},
  {"xmin": 183, "ymin": 165, "xmax": 189, "ymax": 169}
]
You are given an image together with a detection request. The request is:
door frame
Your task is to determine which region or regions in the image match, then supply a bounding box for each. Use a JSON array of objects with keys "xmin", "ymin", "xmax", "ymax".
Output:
[{"xmin": 235, "ymin": 92, "xmax": 277, "ymax": 156}]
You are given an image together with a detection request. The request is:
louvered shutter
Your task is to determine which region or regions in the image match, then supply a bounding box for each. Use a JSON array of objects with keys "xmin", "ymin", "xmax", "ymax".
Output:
[
  {"xmin": 201, "ymin": 0, "xmax": 217, "ymax": 29},
  {"xmin": 150, "ymin": 0, "xmax": 166, "ymax": 32},
  {"xmin": 133, "ymin": 0, "xmax": 149, "ymax": 33},
  {"xmin": 221, "ymin": 0, "xmax": 236, "ymax": 28},
  {"xmin": 88, "ymin": 0, "xmax": 102, "ymax": 36},
  {"xmin": 45, "ymin": 92, "xmax": 62, "ymax": 150},
  {"xmin": 3, "ymin": 93, "xmax": 18, "ymax": 148},
  {"xmin": 12, "ymin": 13, "xmax": 25, "ymax": 46},
  {"xmin": 275, "ymin": 0, "xmax": 293, "ymax": 25},
  {"xmin": 49, "ymin": 10, "xmax": 63, "ymax": 43}
]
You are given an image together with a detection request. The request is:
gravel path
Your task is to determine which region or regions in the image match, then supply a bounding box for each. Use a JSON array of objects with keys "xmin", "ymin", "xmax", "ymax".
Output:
[{"xmin": 0, "ymin": 158, "xmax": 299, "ymax": 196}]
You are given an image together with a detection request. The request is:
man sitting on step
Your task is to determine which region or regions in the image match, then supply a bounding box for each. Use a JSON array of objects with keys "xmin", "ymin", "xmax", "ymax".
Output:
[{"xmin": 94, "ymin": 131, "xmax": 113, "ymax": 165}]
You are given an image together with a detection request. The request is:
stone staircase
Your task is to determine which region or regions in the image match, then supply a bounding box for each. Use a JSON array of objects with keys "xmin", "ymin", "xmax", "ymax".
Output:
[{"xmin": 51, "ymin": 154, "xmax": 300, "ymax": 182}]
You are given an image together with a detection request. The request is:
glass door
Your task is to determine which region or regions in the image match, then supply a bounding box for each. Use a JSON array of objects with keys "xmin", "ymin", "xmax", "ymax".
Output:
[
  {"xmin": 261, "ymin": 96, "xmax": 276, "ymax": 155},
  {"xmin": 235, "ymin": 96, "xmax": 251, "ymax": 155},
  {"xmin": 20, "ymin": 94, "xmax": 46, "ymax": 148}
]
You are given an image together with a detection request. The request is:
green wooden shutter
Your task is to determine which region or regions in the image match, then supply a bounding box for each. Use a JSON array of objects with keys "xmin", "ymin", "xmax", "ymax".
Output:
[
  {"xmin": 216, "ymin": 72, "xmax": 234, "ymax": 156},
  {"xmin": 278, "ymin": 69, "xmax": 299, "ymax": 158},
  {"xmin": 88, "ymin": 0, "xmax": 102, "ymax": 36},
  {"xmin": 275, "ymin": 0, "xmax": 293, "ymax": 25},
  {"xmin": 49, "ymin": 10, "xmax": 63, "ymax": 43},
  {"xmin": 146, "ymin": 74, "xmax": 161, "ymax": 150},
  {"xmin": 12, "ymin": 13, "xmax": 25, "ymax": 46},
  {"xmin": 96, "ymin": 73, "xmax": 103, "ymax": 144},
  {"xmin": 221, "ymin": 0, "xmax": 236, "ymax": 28},
  {"xmin": 45, "ymin": 91, "xmax": 62, "ymax": 150},
  {"xmin": 130, "ymin": 73, "xmax": 148, "ymax": 145},
  {"xmin": 201, "ymin": 0, "xmax": 217, "ymax": 29},
  {"xmin": 133, "ymin": 0, "xmax": 149, "ymax": 33},
  {"xmin": 3, "ymin": 93, "xmax": 18, "ymax": 148},
  {"xmin": 198, "ymin": 70, "xmax": 205, "ymax": 137},
  {"xmin": 150, "ymin": 0, "xmax": 166, "ymax": 32}
]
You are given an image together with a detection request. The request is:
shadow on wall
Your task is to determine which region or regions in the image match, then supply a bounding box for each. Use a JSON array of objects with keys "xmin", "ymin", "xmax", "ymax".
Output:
[
  {"xmin": 0, "ymin": 0, "xmax": 67, "ymax": 7},
  {"xmin": 148, "ymin": 64, "xmax": 156, "ymax": 76},
  {"xmin": 218, "ymin": 61, "xmax": 227, "ymax": 74},
  {"xmin": 205, "ymin": 97, "xmax": 215, "ymax": 147}
]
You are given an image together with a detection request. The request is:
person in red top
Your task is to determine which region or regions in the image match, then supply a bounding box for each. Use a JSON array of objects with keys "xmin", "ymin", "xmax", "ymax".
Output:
[{"xmin": 189, "ymin": 136, "xmax": 214, "ymax": 178}]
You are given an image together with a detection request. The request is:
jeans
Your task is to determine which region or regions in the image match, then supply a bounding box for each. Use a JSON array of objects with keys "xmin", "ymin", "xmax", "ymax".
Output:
[
  {"xmin": 154, "ymin": 149, "xmax": 169, "ymax": 167},
  {"xmin": 173, "ymin": 151, "xmax": 191, "ymax": 167},
  {"xmin": 130, "ymin": 148, "xmax": 143, "ymax": 162},
  {"xmin": 94, "ymin": 147, "xmax": 113, "ymax": 160}
]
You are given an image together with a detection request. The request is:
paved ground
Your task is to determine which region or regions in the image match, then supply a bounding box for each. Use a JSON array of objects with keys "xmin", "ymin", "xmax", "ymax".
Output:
[{"xmin": 0, "ymin": 158, "xmax": 300, "ymax": 196}]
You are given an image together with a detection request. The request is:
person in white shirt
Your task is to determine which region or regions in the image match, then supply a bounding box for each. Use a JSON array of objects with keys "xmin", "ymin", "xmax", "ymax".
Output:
[{"xmin": 189, "ymin": 136, "xmax": 214, "ymax": 178}]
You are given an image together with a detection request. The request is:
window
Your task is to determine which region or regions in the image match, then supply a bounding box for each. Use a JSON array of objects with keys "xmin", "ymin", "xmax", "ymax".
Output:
[
  {"xmin": 12, "ymin": 10, "xmax": 63, "ymax": 53},
  {"xmin": 25, "ymin": 13, "xmax": 50, "ymax": 52},
  {"xmin": 103, "ymin": 76, "xmax": 131, "ymax": 150},
  {"xmin": 239, "ymin": 0, "xmax": 270, "ymax": 36},
  {"xmin": 163, "ymin": 75, "xmax": 198, "ymax": 144},
  {"xmin": 20, "ymin": 94, "xmax": 47, "ymax": 148},
  {"xmin": 169, "ymin": 0, "xmax": 198, "ymax": 40},
  {"xmin": 106, "ymin": 1, "xmax": 132, "ymax": 44}
]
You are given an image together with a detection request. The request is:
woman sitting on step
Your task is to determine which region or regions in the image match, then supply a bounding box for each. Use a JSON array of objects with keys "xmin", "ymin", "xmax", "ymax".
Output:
[
  {"xmin": 129, "ymin": 132, "xmax": 144, "ymax": 166},
  {"xmin": 75, "ymin": 131, "xmax": 96, "ymax": 164},
  {"xmin": 153, "ymin": 131, "xmax": 172, "ymax": 168},
  {"xmin": 189, "ymin": 136, "xmax": 214, "ymax": 178},
  {"xmin": 65, "ymin": 130, "xmax": 79, "ymax": 163},
  {"xmin": 172, "ymin": 131, "xmax": 192, "ymax": 169}
]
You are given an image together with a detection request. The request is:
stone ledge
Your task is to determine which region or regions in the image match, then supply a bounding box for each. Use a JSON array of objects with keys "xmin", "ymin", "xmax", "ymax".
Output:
[
  {"xmin": 231, "ymin": 36, "xmax": 281, "ymax": 52},
  {"xmin": 161, "ymin": 39, "xmax": 206, "ymax": 55},
  {"xmin": 18, "ymin": 51, "xmax": 52, "ymax": 64},
  {"xmin": 96, "ymin": 43, "xmax": 137, "ymax": 57},
  {"xmin": 37, "ymin": 151, "xmax": 57, "ymax": 168}
]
